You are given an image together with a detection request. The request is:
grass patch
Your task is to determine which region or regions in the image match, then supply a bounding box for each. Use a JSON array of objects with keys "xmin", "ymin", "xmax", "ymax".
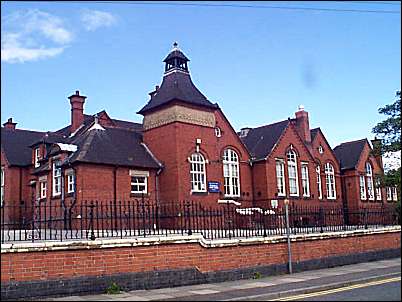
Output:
[
  {"xmin": 253, "ymin": 272, "xmax": 262, "ymax": 279},
  {"xmin": 106, "ymin": 282, "xmax": 122, "ymax": 294}
]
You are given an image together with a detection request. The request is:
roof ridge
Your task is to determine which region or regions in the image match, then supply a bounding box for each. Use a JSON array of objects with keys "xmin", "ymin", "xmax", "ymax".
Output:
[
  {"xmin": 334, "ymin": 138, "xmax": 367, "ymax": 148},
  {"xmin": 249, "ymin": 119, "xmax": 290, "ymax": 131},
  {"xmin": 1, "ymin": 127, "xmax": 45, "ymax": 134}
]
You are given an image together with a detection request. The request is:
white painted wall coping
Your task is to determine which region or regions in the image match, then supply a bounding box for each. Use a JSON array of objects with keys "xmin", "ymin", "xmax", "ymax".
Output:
[{"xmin": 1, "ymin": 226, "xmax": 400, "ymax": 253}]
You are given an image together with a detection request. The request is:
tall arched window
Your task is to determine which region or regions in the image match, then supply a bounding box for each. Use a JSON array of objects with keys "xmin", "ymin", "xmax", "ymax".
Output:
[
  {"xmin": 316, "ymin": 165, "xmax": 322, "ymax": 200},
  {"xmin": 287, "ymin": 150, "xmax": 299, "ymax": 196},
  {"xmin": 325, "ymin": 163, "xmax": 336, "ymax": 199},
  {"xmin": 190, "ymin": 153, "xmax": 206, "ymax": 192},
  {"xmin": 365, "ymin": 162, "xmax": 374, "ymax": 200},
  {"xmin": 223, "ymin": 148, "xmax": 240, "ymax": 197}
]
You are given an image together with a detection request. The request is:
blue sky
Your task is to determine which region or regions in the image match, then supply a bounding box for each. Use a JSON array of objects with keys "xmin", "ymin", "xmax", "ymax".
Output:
[{"xmin": 1, "ymin": 1, "xmax": 401, "ymax": 147}]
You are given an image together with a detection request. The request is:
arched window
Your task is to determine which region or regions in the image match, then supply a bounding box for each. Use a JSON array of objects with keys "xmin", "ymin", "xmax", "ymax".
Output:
[
  {"xmin": 365, "ymin": 162, "xmax": 374, "ymax": 200},
  {"xmin": 190, "ymin": 153, "xmax": 206, "ymax": 192},
  {"xmin": 287, "ymin": 150, "xmax": 299, "ymax": 196},
  {"xmin": 223, "ymin": 148, "xmax": 240, "ymax": 197},
  {"xmin": 316, "ymin": 165, "xmax": 322, "ymax": 200},
  {"xmin": 325, "ymin": 163, "xmax": 336, "ymax": 199}
]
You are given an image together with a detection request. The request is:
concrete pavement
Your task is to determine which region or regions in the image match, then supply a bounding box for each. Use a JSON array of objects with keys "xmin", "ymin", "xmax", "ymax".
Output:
[{"xmin": 43, "ymin": 258, "xmax": 401, "ymax": 301}]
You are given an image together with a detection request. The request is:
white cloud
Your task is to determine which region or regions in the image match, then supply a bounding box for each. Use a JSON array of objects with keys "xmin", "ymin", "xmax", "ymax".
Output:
[
  {"xmin": 1, "ymin": 9, "xmax": 73, "ymax": 63},
  {"xmin": 80, "ymin": 9, "xmax": 117, "ymax": 31}
]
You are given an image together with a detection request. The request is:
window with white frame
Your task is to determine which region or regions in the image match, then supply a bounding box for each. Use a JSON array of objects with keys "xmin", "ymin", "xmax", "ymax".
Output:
[
  {"xmin": 40, "ymin": 180, "xmax": 47, "ymax": 199},
  {"xmin": 223, "ymin": 148, "xmax": 240, "ymax": 197},
  {"xmin": 52, "ymin": 160, "xmax": 61, "ymax": 196},
  {"xmin": 130, "ymin": 170, "xmax": 149, "ymax": 194},
  {"xmin": 360, "ymin": 175, "xmax": 367, "ymax": 200},
  {"xmin": 386, "ymin": 187, "xmax": 392, "ymax": 201},
  {"xmin": 316, "ymin": 166, "xmax": 322, "ymax": 199},
  {"xmin": 375, "ymin": 177, "xmax": 382, "ymax": 201},
  {"xmin": 287, "ymin": 150, "xmax": 299, "ymax": 196},
  {"xmin": 325, "ymin": 163, "xmax": 336, "ymax": 199},
  {"xmin": 190, "ymin": 153, "xmax": 206, "ymax": 192},
  {"xmin": 392, "ymin": 187, "xmax": 398, "ymax": 201},
  {"xmin": 34, "ymin": 147, "xmax": 40, "ymax": 168},
  {"xmin": 275, "ymin": 159, "xmax": 286, "ymax": 196},
  {"xmin": 1, "ymin": 167, "xmax": 4, "ymax": 206},
  {"xmin": 67, "ymin": 171, "xmax": 75, "ymax": 193},
  {"xmin": 301, "ymin": 163, "xmax": 310, "ymax": 197},
  {"xmin": 365, "ymin": 162, "xmax": 374, "ymax": 200}
]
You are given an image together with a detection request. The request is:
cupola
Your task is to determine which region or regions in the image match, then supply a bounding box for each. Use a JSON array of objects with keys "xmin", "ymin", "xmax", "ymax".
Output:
[{"xmin": 163, "ymin": 42, "xmax": 190, "ymax": 74}]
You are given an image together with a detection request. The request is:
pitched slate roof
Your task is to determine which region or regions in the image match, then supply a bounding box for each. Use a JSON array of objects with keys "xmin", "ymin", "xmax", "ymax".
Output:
[
  {"xmin": 29, "ymin": 131, "xmax": 68, "ymax": 147},
  {"xmin": 137, "ymin": 71, "xmax": 218, "ymax": 115},
  {"xmin": 55, "ymin": 114, "xmax": 143, "ymax": 137},
  {"xmin": 333, "ymin": 139, "xmax": 368, "ymax": 171},
  {"xmin": 66, "ymin": 127, "xmax": 161, "ymax": 168},
  {"xmin": 1, "ymin": 128, "xmax": 45, "ymax": 166},
  {"xmin": 241, "ymin": 119, "xmax": 291, "ymax": 160}
]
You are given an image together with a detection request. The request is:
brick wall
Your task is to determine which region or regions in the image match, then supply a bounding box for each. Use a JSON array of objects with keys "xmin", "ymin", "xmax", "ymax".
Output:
[{"xmin": 1, "ymin": 229, "xmax": 400, "ymax": 284}]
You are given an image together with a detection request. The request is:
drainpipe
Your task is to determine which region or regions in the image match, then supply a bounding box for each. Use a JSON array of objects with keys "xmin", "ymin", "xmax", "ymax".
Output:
[
  {"xmin": 114, "ymin": 165, "xmax": 118, "ymax": 229},
  {"xmin": 19, "ymin": 167, "xmax": 23, "ymax": 225},
  {"xmin": 249, "ymin": 159, "xmax": 255, "ymax": 207},
  {"xmin": 156, "ymin": 167, "xmax": 163, "ymax": 206}
]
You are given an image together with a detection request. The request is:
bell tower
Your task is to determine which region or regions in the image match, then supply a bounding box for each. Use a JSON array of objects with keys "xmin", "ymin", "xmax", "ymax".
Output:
[
  {"xmin": 138, "ymin": 43, "xmax": 218, "ymax": 203},
  {"xmin": 164, "ymin": 42, "xmax": 189, "ymax": 73}
]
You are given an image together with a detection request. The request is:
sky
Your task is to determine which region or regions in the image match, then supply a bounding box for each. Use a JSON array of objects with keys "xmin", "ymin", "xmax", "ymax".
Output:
[{"xmin": 1, "ymin": 1, "xmax": 401, "ymax": 148}]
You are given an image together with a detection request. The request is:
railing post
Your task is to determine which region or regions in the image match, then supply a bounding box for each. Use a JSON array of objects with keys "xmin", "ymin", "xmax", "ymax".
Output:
[
  {"xmin": 186, "ymin": 201, "xmax": 192, "ymax": 235},
  {"xmin": 141, "ymin": 198, "xmax": 146, "ymax": 237},
  {"xmin": 89, "ymin": 201, "xmax": 96, "ymax": 241},
  {"xmin": 364, "ymin": 208, "xmax": 368, "ymax": 229},
  {"xmin": 284, "ymin": 199, "xmax": 292, "ymax": 274},
  {"xmin": 319, "ymin": 207, "xmax": 324, "ymax": 233}
]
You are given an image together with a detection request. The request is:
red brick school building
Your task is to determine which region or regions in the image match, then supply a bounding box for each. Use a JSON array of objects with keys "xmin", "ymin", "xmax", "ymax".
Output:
[{"xmin": 1, "ymin": 44, "xmax": 398, "ymax": 223}]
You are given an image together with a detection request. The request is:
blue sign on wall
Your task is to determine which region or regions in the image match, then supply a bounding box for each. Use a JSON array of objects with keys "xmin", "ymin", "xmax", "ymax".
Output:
[{"xmin": 208, "ymin": 181, "xmax": 220, "ymax": 193}]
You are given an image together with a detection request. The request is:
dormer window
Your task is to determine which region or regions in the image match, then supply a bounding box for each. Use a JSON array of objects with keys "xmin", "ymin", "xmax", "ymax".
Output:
[{"xmin": 34, "ymin": 147, "xmax": 40, "ymax": 168}]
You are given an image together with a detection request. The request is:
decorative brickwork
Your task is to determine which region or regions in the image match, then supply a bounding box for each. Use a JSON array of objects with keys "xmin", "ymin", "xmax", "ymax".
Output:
[{"xmin": 143, "ymin": 104, "xmax": 216, "ymax": 130}]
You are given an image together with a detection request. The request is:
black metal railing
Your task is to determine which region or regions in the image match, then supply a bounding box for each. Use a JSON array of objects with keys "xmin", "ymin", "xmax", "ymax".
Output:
[{"xmin": 0, "ymin": 200, "xmax": 399, "ymax": 243}]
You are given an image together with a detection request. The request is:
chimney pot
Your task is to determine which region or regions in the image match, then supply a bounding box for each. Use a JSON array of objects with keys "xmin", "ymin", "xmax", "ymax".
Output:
[
  {"xmin": 76, "ymin": 90, "xmax": 80, "ymax": 95},
  {"xmin": 3, "ymin": 117, "xmax": 17, "ymax": 130}
]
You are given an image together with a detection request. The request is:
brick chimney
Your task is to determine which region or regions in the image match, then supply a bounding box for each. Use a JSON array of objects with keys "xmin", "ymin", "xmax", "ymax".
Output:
[
  {"xmin": 68, "ymin": 90, "xmax": 87, "ymax": 134},
  {"xmin": 3, "ymin": 118, "xmax": 17, "ymax": 130},
  {"xmin": 295, "ymin": 105, "xmax": 311, "ymax": 144},
  {"xmin": 371, "ymin": 138, "xmax": 383, "ymax": 169}
]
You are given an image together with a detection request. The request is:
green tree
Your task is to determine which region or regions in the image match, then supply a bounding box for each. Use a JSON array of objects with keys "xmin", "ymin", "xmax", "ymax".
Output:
[
  {"xmin": 372, "ymin": 91, "xmax": 401, "ymax": 223},
  {"xmin": 373, "ymin": 91, "xmax": 401, "ymax": 153}
]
